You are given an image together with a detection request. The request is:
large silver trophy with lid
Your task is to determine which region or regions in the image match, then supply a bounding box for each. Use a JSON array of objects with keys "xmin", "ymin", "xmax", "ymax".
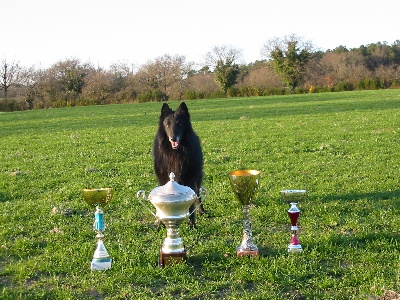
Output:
[
  {"xmin": 229, "ymin": 170, "xmax": 260, "ymax": 257},
  {"xmin": 136, "ymin": 173, "xmax": 207, "ymax": 267}
]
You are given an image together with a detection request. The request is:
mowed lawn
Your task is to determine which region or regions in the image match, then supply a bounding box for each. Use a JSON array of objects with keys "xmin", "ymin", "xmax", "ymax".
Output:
[{"xmin": 1, "ymin": 90, "xmax": 400, "ymax": 299}]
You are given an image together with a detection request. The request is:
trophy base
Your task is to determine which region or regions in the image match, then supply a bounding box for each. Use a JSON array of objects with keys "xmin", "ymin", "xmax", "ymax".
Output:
[
  {"xmin": 288, "ymin": 244, "xmax": 303, "ymax": 253},
  {"xmin": 288, "ymin": 233, "xmax": 302, "ymax": 252},
  {"xmin": 236, "ymin": 248, "xmax": 259, "ymax": 258},
  {"xmin": 91, "ymin": 258, "xmax": 112, "ymax": 270},
  {"xmin": 159, "ymin": 248, "xmax": 187, "ymax": 267}
]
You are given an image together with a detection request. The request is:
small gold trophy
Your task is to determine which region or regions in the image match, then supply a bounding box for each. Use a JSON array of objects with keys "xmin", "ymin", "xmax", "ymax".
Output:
[
  {"xmin": 229, "ymin": 170, "xmax": 260, "ymax": 257},
  {"xmin": 82, "ymin": 188, "xmax": 113, "ymax": 270}
]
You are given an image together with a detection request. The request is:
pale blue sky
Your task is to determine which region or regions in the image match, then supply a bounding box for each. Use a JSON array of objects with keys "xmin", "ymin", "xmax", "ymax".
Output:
[{"xmin": 3, "ymin": 0, "xmax": 399, "ymax": 69}]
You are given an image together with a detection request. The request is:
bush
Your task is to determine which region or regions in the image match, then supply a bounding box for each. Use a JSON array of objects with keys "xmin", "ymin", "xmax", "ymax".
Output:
[
  {"xmin": 392, "ymin": 80, "xmax": 400, "ymax": 88},
  {"xmin": 226, "ymin": 87, "xmax": 238, "ymax": 97},
  {"xmin": 294, "ymin": 87, "xmax": 307, "ymax": 94},
  {"xmin": 236, "ymin": 86, "xmax": 261, "ymax": 97},
  {"xmin": 183, "ymin": 90, "xmax": 198, "ymax": 100},
  {"xmin": 334, "ymin": 82, "xmax": 353, "ymax": 92},
  {"xmin": 0, "ymin": 98, "xmax": 27, "ymax": 112},
  {"xmin": 356, "ymin": 77, "xmax": 381, "ymax": 90},
  {"xmin": 137, "ymin": 90, "xmax": 169, "ymax": 102}
]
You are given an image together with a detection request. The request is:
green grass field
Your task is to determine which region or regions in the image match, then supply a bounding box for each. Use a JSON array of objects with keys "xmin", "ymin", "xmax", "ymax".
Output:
[{"xmin": 1, "ymin": 90, "xmax": 400, "ymax": 299}]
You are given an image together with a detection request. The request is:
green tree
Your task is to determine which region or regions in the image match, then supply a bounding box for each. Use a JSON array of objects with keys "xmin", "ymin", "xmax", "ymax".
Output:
[
  {"xmin": 214, "ymin": 58, "xmax": 240, "ymax": 94},
  {"xmin": 205, "ymin": 45, "xmax": 242, "ymax": 95},
  {"xmin": 262, "ymin": 34, "xmax": 314, "ymax": 90}
]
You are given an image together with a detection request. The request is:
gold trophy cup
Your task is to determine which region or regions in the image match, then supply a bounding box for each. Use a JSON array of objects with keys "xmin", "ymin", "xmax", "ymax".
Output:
[
  {"xmin": 229, "ymin": 170, "xmax": 260, "ymax": 257},
  {"xmin": 82, "ymin": 188, "xmax": 113, "ymax": 270}
]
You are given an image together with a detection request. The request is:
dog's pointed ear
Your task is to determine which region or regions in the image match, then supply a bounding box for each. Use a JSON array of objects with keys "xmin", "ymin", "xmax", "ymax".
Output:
[
  {"xmin": 161, "ymin": 103, "xmax": 172, "ymax": 116},
  {"xmin": 176, "ymin": 102, "xmax": 189, "ymax": 115}
]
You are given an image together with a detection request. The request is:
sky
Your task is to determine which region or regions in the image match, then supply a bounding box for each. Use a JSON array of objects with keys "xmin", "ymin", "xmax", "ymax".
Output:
[{"xmin": 3, "ymin": 0, "xmax": 400, "ymax": 70}]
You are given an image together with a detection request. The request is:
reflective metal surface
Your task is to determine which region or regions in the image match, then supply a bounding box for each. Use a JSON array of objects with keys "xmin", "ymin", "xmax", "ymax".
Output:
[
  {"xmin": 228, "ymin": 170, "xmax": 260, "ymax": 206},
  {"xmin": 280, "ymin": 189, "xmax": 307, "ymax": 203},
  {"xmin": 136, "ymin": 172, "xmax": 207, "ymax": 265},
  {"xmin": 228, "ymin": 170, "xmax": 260, "ymax": 257},
  {"xmin": 82, "ymin": 188, "xmax": 113, "ymax": 207}
]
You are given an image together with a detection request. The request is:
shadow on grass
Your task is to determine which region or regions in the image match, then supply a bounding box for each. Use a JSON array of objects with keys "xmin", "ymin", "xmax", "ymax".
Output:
[
  {"xmin": 258, "ymin": 245, "xmax": 281, "ymax": 257},
  {"xmin": 187, "ymin": 245, "xmax": 280, "ymax": 271},
  {"xmin": 336, "ymin": 231, "xmax": 400, "ymax": 246},
  {"xmin": 0, "ymin": 192, "xmax": 13, "ymax": 202},
  {"xmin": 318, "ymin": 189, "xmax": 400, "ymax": 203}
]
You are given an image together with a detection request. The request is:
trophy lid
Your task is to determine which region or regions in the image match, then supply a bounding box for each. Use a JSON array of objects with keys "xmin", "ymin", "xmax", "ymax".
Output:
[
  {"xmin": 280, "ymin": 189, "xmax": 307, "ymax": 203},
  {"xmin": 280, "ymin": 190, "xmax": 307, "ymax": 198},
  {"xmin": 149, "ymin": 173, "xmax": 196, "ymax": 200}
]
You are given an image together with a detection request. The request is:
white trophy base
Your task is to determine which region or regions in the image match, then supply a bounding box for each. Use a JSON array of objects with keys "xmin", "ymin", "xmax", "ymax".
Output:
[
  {"xmin": 91, "ymin": 240, "xmax": 112, "ymax": 270},
  {"xmin": 288, "ymin": 244, "xmax": 303, "ymax": 253},
  {"xmin": 91, "ymin": 258, "xmax": 112, "ymax": 271}
]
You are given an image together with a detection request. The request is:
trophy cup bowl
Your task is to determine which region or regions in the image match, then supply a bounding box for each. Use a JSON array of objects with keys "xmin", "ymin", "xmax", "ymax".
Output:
[
  {"xmin": 229, "ymin": 170, "xmax": 260, "ymax": 257},
  {"xmin": 82, "ymin": 188, "xmax": 113, "ymax": 270},
  {"xmin": 279, "ymin": 189, "xmax": 307, "ymax": 204},
  {"xmin": 82, "ymin": 188, "xmax": 113, "ymax": 207},
  {"xmin": 136, "ymin": 173, "xmax": 207, "ymax": 267}
]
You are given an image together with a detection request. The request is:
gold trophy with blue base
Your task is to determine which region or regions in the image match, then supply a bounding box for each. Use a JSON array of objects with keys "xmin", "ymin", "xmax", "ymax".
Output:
[{"xmin": 82, "ymin": 188, "xmax": 113, "ymax": 270}]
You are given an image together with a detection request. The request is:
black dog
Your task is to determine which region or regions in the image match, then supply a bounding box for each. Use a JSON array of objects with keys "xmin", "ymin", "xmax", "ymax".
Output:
[{"xmin": 153, "ymin": 102, "xmax": 205, "ymax": 227}]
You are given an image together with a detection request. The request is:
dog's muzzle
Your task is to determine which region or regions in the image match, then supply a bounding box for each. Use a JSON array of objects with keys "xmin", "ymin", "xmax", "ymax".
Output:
[{"xmin": 169, "ymin": 138, "xmax": 180, "ymax": 149}]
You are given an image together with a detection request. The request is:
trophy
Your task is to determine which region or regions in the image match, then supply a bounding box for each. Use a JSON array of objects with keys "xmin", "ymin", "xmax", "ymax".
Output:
[
  {"xmin": 228, "ymin": 170, "xmax": 260, "ymax": 257},
  {"xmin": 280, "ymin": 190, "xmax": 306, "ymax": 252},
  {"xmin": 82, "ymin": 188, "xmax": 113, "ymax": 270},
  {"xmin": 137, "ymin": 173, "xmax": 207, "ymax": 267}
]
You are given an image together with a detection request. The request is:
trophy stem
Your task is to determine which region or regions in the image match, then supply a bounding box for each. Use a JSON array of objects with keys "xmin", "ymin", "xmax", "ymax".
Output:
[
  {"xmin": 159, "ymin": 222, "xmax": 187, "ymax": 267},
  {"xmin": 237, "ymin": 205, "xmax": 259, "ymax": 257},
  {"xmin": 91, "ymin": 206, "xmax": 112, "ymax": 270}
]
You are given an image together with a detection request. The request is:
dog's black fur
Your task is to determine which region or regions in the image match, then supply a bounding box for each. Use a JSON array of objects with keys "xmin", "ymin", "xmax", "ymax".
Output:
[{"xmin": 153, "ymin": 102, "xmax": 205, "ymax": 227}]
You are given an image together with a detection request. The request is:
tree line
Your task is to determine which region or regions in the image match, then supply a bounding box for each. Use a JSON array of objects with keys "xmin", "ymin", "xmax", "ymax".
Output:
[{"xmin": 1, "ymin": 34, "xmax": 400, "ymax": 112}]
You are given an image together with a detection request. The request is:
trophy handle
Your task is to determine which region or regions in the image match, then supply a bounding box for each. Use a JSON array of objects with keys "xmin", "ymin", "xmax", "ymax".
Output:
[
  {"xmin": 136, "ymin": 190, "xmax": 156, "ymax": 218},
  {"xmin": 189, "ymin": 187, "xmax": 208, "ymax": 217}
]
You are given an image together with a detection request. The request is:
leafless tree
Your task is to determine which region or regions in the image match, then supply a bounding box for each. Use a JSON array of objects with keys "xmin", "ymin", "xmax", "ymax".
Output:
[
  {"xmin": 239, "ymin": 62, "xmax": 282, "ymax": 90},
  {"xmin": 135, "ymin": 54, "xmax": 193, "ymax": 100},
  {"xmin": 82, "ymin": 70, "xmax": 113, "ymax": 104},
  {"xmin": 204, "ymin": 45, "xmax": 243, "ymax": 68},
  {"xmin": 0, "ymin": 59, "xmax": 23, "ymax": 99},
  {"xmin": 320, "ymin": 51, "xmax": 371, "ymax": 85}
]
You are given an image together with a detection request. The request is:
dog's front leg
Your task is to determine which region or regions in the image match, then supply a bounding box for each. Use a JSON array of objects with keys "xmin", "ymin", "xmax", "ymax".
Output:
[{"xmin": 188, "ymin": 203, "xmax": 197, "ymax": 229}]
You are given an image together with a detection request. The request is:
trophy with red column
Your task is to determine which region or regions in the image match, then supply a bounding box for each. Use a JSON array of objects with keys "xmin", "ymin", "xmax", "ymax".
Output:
[{"xmin": 280, "ymin": 190, "xmax": 306, "ymax": 252}]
